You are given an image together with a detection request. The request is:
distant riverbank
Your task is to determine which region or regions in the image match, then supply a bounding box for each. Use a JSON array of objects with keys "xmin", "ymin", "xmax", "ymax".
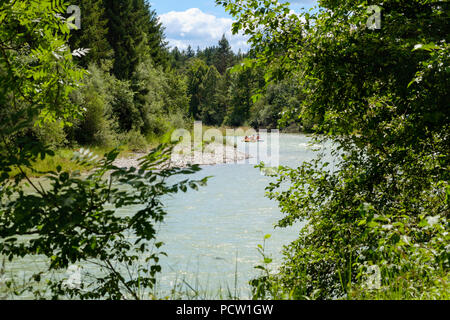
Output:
[{"xmin": 113, "ymin": 142, "xmax": 251, "ymax": 169}]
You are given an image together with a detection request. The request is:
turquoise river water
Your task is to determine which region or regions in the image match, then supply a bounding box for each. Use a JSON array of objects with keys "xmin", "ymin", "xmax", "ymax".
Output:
[
  {"xmin": 2, "ymin": 133, "xmax": 337, "ymax": 299},
  {"xmin": 149, "ymin": 133, "xmax": 336, "ymax": 298}
]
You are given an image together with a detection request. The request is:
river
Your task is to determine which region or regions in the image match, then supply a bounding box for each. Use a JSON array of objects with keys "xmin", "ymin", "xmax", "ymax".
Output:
[
  {"xmin": 2, "ymin": 133, "xmax": 337, "ymax": 299},
  {"xmin": 149, "ymin": 133, "xmax": 336, "ymax": 298}
]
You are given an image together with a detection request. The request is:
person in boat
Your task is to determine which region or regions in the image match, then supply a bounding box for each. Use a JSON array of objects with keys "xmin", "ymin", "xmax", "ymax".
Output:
[{"xmin": 244, "ymin": 136, "xmax": 250, "ymax": 142}]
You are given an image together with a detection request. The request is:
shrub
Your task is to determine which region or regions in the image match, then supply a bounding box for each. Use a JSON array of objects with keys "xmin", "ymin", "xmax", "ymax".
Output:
[
  {"xmin": 110, "ymin": 78, "xmax": 142, "ymax": 133},
  {"xmin": 132, "ymin": 58, "xmax": 190, "ymax": 135},
  {"xmin": 70, "ymin": 65, "xmax": 118, "ymax": 147},
  {"xmin": 121, "ymin": 129, "xmax": 148, "ymax": 152},
  {"xmin": 33, "ymin": 121, "xmax": 68, "ymax": 150},
  {"xmin": 222, "ymin": 0, "xmax": 449, "ymax": 300},
  {"xmin": 1, "ymin": 146, "xmax": 208, "ymax": 299}
]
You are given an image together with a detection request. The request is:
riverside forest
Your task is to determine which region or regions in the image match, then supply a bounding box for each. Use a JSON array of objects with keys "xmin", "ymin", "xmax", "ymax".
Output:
[{"xmin": 0, "ymin": 0, "xmax": 448, "ymax": 300}]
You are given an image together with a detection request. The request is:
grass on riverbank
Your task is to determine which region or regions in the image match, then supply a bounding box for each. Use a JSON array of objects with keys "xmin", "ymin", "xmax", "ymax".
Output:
[
  {"xmin": 348, "ymin": 272, "xmax": 449, "ymax": 300},
  {"xmin": 150, "ymin": 261, "xmax": 449, "ymax": 300},
  {"xmin": 7, "ymin": 145, "xmax": 141, "ymax": 178},
  {"xmin": 8, "ymin": 148, "xmax": 103, "ymax": 178},
  {"xmin": 164, "ymin": 272, "xmax": 449, "ymax": 300},
  {"xmin": 248, "ymin": 266, "xmax": 449, "ymax": 300}
]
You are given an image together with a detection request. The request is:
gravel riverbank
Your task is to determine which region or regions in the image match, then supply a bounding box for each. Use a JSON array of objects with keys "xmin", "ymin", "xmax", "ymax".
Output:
[{"xmin": 113, "ymin": 142, "xmax": 251, "ymax": 169}]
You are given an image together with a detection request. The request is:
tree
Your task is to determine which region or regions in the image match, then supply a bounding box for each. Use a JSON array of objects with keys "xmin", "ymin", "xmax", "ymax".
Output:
[
  {"xmin": 249, "ymin": 73, "xmax": 312, "ymax": 130},
  {"xmin": 133, "ymin": 0, "xmax": 169, "ymax": 68},
  {"xmin": 186, "ymin": 45, "xmax": 195, "ymax": 59},
  {"xmin": 69, "ymin": 65, "xmax": 118, "ymax": 147},
  {"xmin": 214, "ymin": 34, "xmax": 235, "ymax": 74},
  {"xmin": 101, "ymin": 0, "xmax": 174, "ymax": 136},
  {"xmin": 103, "ymin": 0, "xmax": 166, "ymax": 80},
  {"xmin": 0, "ymin": 0, "xmax": 206, "ymax": 299},
  {"xmin": 68, "ymin": 0, "xmax": 113, "ymax": 68},
  {"xmin": 219, "ymin": 0, "xmax": 450, "ymax": 299},
  {"xmin": 132, "ymin": 58, "xmax": 190, "ymax": 135},
  {"xmin": 197, "ymin": 46, "xmax": 218, "ymax": 66},
  {"xmin": 103, "ymin": 0, "xmax": 139, "ymax": 79},
  {"xmin": 186, "ymin": 59, "xmax": 209, "ymax": 119},
  {"xmin": 169, "ymin": 47, "xmax": 187, "ymax": 69},
  {"xmin": 225, "ymin": 67, "xmax": 256, "ymax": 126},
  {"xmin": 200, "ymin": 66, "xmax": 223, "ymax": 125}
]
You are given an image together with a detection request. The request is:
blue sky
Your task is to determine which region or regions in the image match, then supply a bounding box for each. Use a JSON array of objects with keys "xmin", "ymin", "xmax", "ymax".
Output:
[{"xmin": 149, "ymin": 1, "xmax": 318, "ymax": 52}]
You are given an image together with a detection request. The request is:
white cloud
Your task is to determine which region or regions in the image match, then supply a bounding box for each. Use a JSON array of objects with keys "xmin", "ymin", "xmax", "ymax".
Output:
[{"xmin": 159, "ymin": 8, "xmax": 249, "ymax": 52}]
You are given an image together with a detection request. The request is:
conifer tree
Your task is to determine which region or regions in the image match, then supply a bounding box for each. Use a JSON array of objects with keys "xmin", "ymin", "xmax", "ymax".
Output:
[
  {"xmin": 200, "ymin": 66, "xmax": 222, "ymax": 125},
  {"xmin": 186, "ymin": 59, "xmax": 209, "ymax": 119},
  {"xmin": 133, "ymin": 0, "xmax": 168, "ymax": 67},
  {"xmin": 103, "ymin": 0, "xmax": 167, "ymax": 80},
  {"xmin": 186, "ymin": 45, "xmax": 195, "ymax": 59},
  {"xmin": 214, "ymin": 34, "xmax": 235, "ymax": 74},
  {"xmin": 225, "ymin": 67, "xmax": 254, "ymax": 126},
  {"xmin": 68, "ymin": 0, "xmax": 113, "ymax": 67}
]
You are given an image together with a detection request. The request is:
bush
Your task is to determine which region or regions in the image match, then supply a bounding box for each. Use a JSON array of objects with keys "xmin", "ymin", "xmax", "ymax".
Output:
[
  {"xmin": 1, "ymin": 146, "xmax": 208, "ymax": 299},
  {"xmin": 167, "ymin": 112, "xmax": 189, "ymax": 131},
  {"xmin": 110, "ymin": 78, "xmax": 141, "ymax": 133},
  {"xmin": 70, "ymin": 65, "xmax": 118, "ymax": 147},
  {"xmin": 133, "ymin": 58, "xmax": 191, "ymax": 134},
  {"xmin": 227, "ymin": 0, "xmax": 450, "ymax": 300},
  {"xmin": 69, "ymin": 61, "xmax": 190, "ymax": 149},
  {"xmin": 121, "ymin": 129, "xmax": 148, "ymax": 152},
  {"xmin": 33, "ymin": 121, "xmax": 68, "ymax": 150}
]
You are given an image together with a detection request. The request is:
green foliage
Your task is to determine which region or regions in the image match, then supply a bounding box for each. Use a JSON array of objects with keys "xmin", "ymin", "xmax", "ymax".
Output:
[
  {"xmin": 33, "ymin": 121, "xmax": 68, "ymax": 150},
  {"xmin": 199, "ymin": 66, "xmax": 224, "ymax": 125},
  {"xmin": 67, "ymin": 56, "xmax": 190, "ymax": 149},
  {"xmin": 250, "ymin": 234, "xmax": 300, "ymax": 300},
  {"xmin": 133, "ymin": 58, "xmax": 189, "ymax": 136},
  {"xmin": 169, "ymin": 46, "xmax": 189, "ymax": 70},
  {"xmin": 214, "ymin": 34, "xmax": 236, "ymax": 75},
  {"xmin": 108, "ymin": 77, "xmax": 141, "ymax": 133},
  {"xmin": 186, "ymin": 58, "xmax": 210, "ymax": 119},
  {"xmin": 68, "ymin": 0, "xmax": 113, "ymax": 68},
  {"xmin": 0, "ymin": 0, "xmax": 85, "ymax": 124},
  {"xmin": 8, "ymin": 149, "xmax": 91, "ymax": 179},
  {"xmin": 224, "ymin": 66, "xmax": 257, "ymax": 127},
  {"xmin": 1, "ymin": 145, "xmax": 207, "ymax": 299},
  {"xmin": 219, "ymin": 0, "xmax": 450, "ymax": 299},
  {"xmin": 164, "ymin": 71, "xmax": 190, "ymax": 117},
  {"xmin": 249, "ymin": 74, "xmax": 307, "ymax": 130},
  {"xmin": 170, "ymin": 36, "xmax": 275, "ymax": 129},
  {"xmin": 135, "ymin": 0, "xmax": 169, "ymax": 68},
  {"xmin": 121, "ymin": 129, "xmax": 148, "ymax": 152},
  {"xmin": 103, "ymin": 0, "xmax": 167, "ymax": 80},
  {"xmin": 0, "ymin": 0, "xmax": 207, "ymax": 300},
  {"xmin": 69, "ymin": 65, "xmax": 118, "ymax": 147}
]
